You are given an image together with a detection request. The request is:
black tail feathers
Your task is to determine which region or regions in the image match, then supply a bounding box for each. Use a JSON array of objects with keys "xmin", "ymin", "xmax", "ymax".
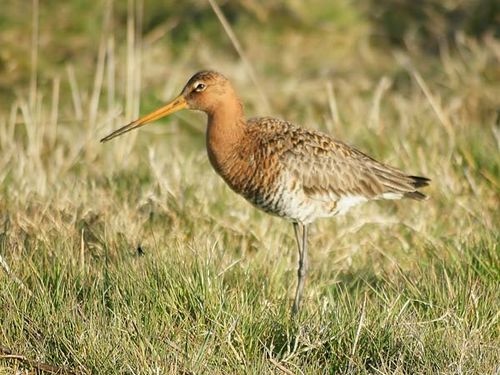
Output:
[
  {"xmin": 404, "ymin": 175, "xmax": 431, "ymax": 201},
  {"xmin": 409, "ymin": 175, "xmax": 431, "ymax": 189}
]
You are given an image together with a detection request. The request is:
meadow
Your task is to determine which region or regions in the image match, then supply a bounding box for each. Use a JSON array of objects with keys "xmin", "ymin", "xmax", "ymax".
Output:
[{"xmin": 0, "ymin": 1, "xmax": 499, "ymax": 373}]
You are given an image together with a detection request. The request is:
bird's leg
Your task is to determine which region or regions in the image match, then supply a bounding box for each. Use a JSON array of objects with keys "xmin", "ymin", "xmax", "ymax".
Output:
[{"xmin": 292, "ymin": 223, "xmax": 308, "ymax": 315}]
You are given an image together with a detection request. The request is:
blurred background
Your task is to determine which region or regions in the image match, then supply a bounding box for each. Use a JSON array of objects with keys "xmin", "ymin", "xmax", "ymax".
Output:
[
  {"xmin": 1, "ymin": 0, "xmax": 499, "ymax": 107},
  {"xmin": 0, "ymin": 1, "xmax": 499, "ymax": 373}
]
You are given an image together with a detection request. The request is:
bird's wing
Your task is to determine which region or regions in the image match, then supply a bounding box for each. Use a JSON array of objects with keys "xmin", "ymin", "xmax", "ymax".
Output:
[{"xmin": 279, "ymin": 127, "xmax": 425, "ymax": 202}]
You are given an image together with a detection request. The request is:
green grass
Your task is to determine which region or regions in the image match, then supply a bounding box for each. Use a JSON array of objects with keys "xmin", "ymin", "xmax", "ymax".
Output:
[{"xmin": 1, "ymin": 1, "xmax": 499, "ymax": 374}]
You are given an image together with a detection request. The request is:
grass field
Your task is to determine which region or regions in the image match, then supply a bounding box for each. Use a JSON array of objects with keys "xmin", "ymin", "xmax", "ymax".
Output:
[{"xmin": 0, "ymin": 1, "xmax": 499, "ymax": 374}]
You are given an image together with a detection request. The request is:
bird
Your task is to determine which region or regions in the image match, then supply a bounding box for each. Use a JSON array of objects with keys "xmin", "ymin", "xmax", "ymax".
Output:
[{"xmin": 101, "ymin": 71, "xmax": 430, "ymax": 315}]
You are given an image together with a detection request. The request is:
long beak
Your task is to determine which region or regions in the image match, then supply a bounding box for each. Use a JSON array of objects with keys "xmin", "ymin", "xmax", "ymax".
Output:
[{"xmin": 100, "ymin": 95, "xmax": 188, "ymax": 143}]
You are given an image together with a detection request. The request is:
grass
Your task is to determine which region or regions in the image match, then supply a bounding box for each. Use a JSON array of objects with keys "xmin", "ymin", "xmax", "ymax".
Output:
[{"xmin": 1, "ymin": 1, "xmax": 499, "ymax": 374}]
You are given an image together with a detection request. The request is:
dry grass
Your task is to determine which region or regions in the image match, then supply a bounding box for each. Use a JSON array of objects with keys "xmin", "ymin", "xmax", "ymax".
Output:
[{"xmin": 0, "ymin": 1, "xmax": 499, "ymax": 374}]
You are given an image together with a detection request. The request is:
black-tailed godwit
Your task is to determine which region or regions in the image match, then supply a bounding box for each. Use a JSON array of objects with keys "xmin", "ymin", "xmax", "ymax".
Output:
[{"xmin": 101, "ymin": 71, "xmax": 430, "ymax": 314}]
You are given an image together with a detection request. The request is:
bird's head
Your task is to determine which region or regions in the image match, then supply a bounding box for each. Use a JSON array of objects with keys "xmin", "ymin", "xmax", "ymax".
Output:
[
  {"xmin": 100, "ymin": 70, "xmax": 234, "ymax": 142},
  {"xmin": 182, "ymin": 71, "xmax": 234, "ymax": 112}
]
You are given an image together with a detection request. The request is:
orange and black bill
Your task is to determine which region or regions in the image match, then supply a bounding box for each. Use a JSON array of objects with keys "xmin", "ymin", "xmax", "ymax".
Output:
[{"xmin": 100, "ymin": 95, "xmax": 188, "ymax": 143}]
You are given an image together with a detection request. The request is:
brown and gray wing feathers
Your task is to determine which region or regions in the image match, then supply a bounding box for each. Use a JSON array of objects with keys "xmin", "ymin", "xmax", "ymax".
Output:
[{"xmin": 282, "ymin": 131, "xmax": 430, "ymax": 202}]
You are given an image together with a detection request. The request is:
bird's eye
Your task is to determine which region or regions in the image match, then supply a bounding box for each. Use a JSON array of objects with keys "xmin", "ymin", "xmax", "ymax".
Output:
[{"xmin": 194, "ymin": 82, "xmax": 206, "ymax": 92}]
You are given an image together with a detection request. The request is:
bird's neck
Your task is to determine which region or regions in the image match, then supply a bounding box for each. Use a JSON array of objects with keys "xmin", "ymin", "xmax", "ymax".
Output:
[{"xmin": 206, "ymin": 98, "xmax": 246, "ymax": 178}]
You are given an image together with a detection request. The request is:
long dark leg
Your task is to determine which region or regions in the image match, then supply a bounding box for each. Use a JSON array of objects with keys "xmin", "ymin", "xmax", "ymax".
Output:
[{"xmin": 292, "ymin": 223, "xmax": 308, "ymax": 315}]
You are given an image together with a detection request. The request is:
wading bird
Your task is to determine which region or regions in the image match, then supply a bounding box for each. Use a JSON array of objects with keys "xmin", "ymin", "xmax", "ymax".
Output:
[{"xmin": 101, "ymin": 71, "xmax": 429, "ymax": 314}]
